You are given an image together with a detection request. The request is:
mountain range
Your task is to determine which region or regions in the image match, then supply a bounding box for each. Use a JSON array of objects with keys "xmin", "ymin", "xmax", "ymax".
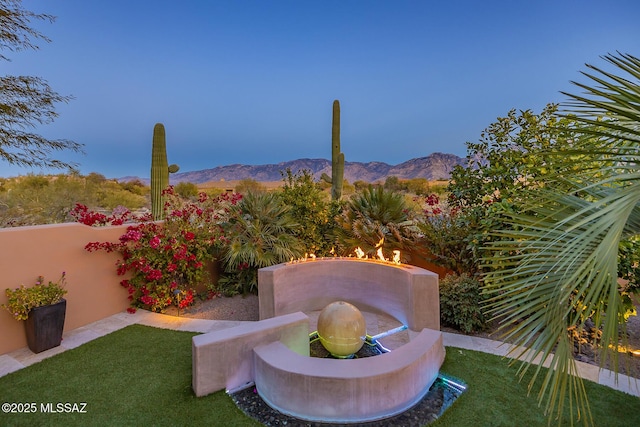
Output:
[{"xmin": 121, "ymin": 152, "xmax": 465, "ymax": 184}]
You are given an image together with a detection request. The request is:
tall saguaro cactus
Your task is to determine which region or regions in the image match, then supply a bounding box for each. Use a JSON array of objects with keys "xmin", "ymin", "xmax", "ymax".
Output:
[
  {"xmin": 331, "ymin": 100, "xmax": 345, "ymax": 200},
  {"xmin": 151, "ymin": 123, "xmax": 179, "ymax": 220}
]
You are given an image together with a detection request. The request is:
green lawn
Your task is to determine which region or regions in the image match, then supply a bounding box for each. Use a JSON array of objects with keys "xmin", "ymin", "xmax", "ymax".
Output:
[{"xmin": 0, "ymin": 325, "xmax": 638, "ymax": 426}]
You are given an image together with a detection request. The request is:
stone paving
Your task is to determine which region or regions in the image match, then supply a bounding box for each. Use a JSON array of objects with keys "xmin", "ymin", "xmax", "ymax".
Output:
[{"xmin": 0, "ymin": 309, "xmax": 638, "ymax": 398}]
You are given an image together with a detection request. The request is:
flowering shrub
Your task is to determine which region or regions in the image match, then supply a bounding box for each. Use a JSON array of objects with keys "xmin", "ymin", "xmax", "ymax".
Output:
[
  {"xmin": 70, "ymin": 203, "xmax": 150, "ymax": 226},
  {"xmin": 2, "ymin": 273, "xmax": 68, "ymax": 321},
  {"xmin": 416, "ymin": 193, "xmax": 480, "ymax": 275},
  {"xmin": 83, "ymin": 187, "xmax": 242, "ymax": 313}
]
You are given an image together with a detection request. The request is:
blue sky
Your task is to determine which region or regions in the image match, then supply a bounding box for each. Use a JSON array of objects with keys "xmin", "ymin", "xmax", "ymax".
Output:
[{"xmin": 2, "ymin": 0, "xmax": 639, "ymax": 179}]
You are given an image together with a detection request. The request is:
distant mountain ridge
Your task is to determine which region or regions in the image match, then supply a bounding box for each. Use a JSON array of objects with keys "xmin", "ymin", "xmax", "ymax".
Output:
[{"xmin": 120, "ymin": 152, "xmax": 464, "ymax": 184}]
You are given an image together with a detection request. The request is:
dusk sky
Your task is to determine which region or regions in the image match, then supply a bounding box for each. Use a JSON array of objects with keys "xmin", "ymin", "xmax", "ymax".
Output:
[{"xmin": 2, "ymin": 0, "xmax": 639, "ymax": 179}]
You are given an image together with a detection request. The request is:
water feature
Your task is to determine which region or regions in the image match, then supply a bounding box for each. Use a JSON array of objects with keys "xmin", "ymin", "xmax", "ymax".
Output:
[
  {"xmin": 233, "ymin": 299, "xmax": 467, "ymax": 425},
  {"xmin": 231, "ymin": 318, "xmax": 467, "ymax": 426},
  {"xmin": 193, "ymin": 258, "xmax": 468, "ymax": 424}
]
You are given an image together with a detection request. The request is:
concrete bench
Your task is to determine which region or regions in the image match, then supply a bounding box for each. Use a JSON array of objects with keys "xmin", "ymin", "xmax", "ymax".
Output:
[{"xmin": 192, "ymin": 311, "xmax": 309, "ymax": 396}]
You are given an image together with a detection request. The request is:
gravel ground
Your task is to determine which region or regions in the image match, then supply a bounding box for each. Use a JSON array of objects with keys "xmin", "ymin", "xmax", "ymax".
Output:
[
  {"xmin": 164, "ymin": 293, "xmax": 260, "ymax": 321},
  {"xmin": 229, "ymin": 377, "xmax": 462, "ymax": 427}
]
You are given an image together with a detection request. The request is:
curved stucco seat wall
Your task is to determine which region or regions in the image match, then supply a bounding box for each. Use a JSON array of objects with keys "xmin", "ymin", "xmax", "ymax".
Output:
[
  {"xmin": 253, "ymin": 328, "xmax": 445, "ymax": 423},
  {"xmin": 258, "ymin": 258, "xmax": 440, "ymax": 331}
]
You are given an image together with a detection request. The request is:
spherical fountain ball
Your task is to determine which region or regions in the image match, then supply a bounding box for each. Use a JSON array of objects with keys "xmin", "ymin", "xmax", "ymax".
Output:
[{"xmin": 317, "ymin": 301, "xmax": 366, "ymax": 358}]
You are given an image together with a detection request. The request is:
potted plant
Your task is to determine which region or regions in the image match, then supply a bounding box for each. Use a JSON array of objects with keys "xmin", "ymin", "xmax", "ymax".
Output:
[{"xmin": 2, "ymin": 273, "xmax": 68, "ymax": 353}]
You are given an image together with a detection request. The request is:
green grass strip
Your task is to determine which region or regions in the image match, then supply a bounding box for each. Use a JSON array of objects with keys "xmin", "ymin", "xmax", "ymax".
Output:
[{"xmin": 0, "ymin": 325, "xmax": 637, "ymax": 426}]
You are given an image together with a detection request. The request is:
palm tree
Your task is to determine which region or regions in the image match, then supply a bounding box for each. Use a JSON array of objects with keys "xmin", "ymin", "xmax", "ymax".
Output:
[
  {"xmin": 220, "ymin": 191, "xmax": 304, "ymax": 294},
  {"xmin": 334, "ymin": 185, "xmax": 421, "ymax": 259},
  {"xmin": 484, "ymin": 53, "xmax": 640, "ymax": 425}
]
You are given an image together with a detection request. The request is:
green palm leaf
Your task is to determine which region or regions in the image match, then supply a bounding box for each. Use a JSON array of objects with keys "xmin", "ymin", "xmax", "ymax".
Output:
[
  {"xmin": 484, "ymin": 53, "xmax": 640, "ymax": 426},
  {"xmin": 334, "ymin": 185, "xmax": 420, "ymax": 257}
]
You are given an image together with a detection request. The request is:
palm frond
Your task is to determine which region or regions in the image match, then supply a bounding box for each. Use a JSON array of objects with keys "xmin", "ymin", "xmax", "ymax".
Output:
[{"xmin": 484, "ymin": 52, "xmax": 640, "ymax": 426}]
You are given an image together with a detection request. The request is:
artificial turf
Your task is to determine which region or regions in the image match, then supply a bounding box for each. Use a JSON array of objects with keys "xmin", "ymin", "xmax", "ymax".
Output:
[{"xmin": 0, "ymin": 325, "xmax": 637, "ymax": 426}]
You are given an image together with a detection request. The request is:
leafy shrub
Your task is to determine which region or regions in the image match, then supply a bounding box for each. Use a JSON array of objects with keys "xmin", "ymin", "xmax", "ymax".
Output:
[
  {"xmin": 279, "ymin": 168, "xmax": 336, "ymax": 256},
  {"xmin": 0, "ymin": 173, "xmax": 147, "ymax": 227},
  {"xmin": 234, "ymin": 178, "xmax": 266, "ymax": 194},
  {"xmin": 174, "ymin": 182, "xmax": 199, "ymax": 199},
  {"xmin": 416, "ymin": 193, "xmax": 480, "ymax": 276},
  {"xmin": 84, "ymin": 187, "xmax": 241, "ymax": 312},
  {"xmin": 439, "ymin": 273, "xmax": 487, "ymax": 333}
]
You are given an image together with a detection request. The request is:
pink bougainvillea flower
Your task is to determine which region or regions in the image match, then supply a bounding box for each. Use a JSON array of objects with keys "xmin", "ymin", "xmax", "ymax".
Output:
[{"xmin": 149, "ymin": 235, "xmax": 161, "ymax": 249}]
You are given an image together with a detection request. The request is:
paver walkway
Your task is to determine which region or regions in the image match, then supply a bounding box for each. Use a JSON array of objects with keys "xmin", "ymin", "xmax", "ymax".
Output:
[{"xmin": 0, "ymin": 310, "xmax": 638, "ymax": 398}]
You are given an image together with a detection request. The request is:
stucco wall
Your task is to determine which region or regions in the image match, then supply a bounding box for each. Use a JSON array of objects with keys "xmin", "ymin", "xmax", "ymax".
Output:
[
  {"xmin": 258, "ymin": 258, "xmax": 440, "ymax": 332},
  {"xmin": 0, "ymin": 223, "xmax": 131, "ymax": 354}
]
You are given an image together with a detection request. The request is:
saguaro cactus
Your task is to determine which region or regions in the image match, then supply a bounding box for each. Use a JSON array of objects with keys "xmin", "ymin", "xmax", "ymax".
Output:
[
  {"xmin": 151, "ymin": 123, "xmax": 179, "ymax": 220},
  {"xmin": 331, "ymin": 100, "xmax": 344, "ymax": 200}
]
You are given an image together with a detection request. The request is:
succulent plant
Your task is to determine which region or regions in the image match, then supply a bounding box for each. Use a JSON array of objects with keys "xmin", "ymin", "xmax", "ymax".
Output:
[
  {"xmin": 151, "ymin": 123, "xmax": 179, "ymax": 220},
  {"xmin": 331, "ymin": 100, "xmax": 344, "ymax": 200}
]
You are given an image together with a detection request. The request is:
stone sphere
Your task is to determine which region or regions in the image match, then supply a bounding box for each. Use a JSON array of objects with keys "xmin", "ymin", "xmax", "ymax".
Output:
[{"xmin": 317, "ymin": 301, "xmax": 366, "ymax": 358}]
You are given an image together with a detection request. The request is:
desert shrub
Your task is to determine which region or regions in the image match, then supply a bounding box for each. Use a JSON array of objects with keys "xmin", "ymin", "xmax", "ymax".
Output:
[
  {"xmin": 0, "ymin": 173, "xmax": 148, "ymax": 227},
  {"xmin": 174, "ymin": 182, "xmax": 199, "ymax": 199},
  {"xmin": 234, "ymin": 178, "xmax": 266, "ymax": 194},
  {"xmin": 439, "ymin": 273, "xmax": 487, "ymax": 333},
  {"xmin": 120, "ymin": 179, "xmax": 149, "ymax": 196},
  {"xmin": 352, "ymin": 180, "xmax": 370, "ymax": 192},
  {"xmin": 405, "ymin": 178, "xmax": 430, "ymax": 195},
  {"xmin": 383, "ymin": 176, "xmax": 402, "ymax": 191}
]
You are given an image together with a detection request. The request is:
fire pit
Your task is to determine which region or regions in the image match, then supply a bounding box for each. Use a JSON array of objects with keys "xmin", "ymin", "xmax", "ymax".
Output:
[{"xmin": 192, "ymin": 258, "xmax": 454, "ymax": 424}]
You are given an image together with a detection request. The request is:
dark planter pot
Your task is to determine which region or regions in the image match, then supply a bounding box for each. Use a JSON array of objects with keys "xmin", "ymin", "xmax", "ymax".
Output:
[{"xmin": 24, "ymin": 298, "xmax": 66, "ymax": 354}]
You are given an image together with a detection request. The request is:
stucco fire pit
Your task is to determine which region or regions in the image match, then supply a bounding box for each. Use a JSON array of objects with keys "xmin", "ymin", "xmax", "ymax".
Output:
[
  {"xmin": 258, "ymin": 257, "xmax": 440, "ymax": 331},
  {"xmin": 193, "ymin": 257, "xmax": 445, "ymax": 423}
]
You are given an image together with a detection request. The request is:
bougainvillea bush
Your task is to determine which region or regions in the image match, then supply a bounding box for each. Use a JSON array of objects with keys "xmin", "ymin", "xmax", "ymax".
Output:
[
  {"xmin": 70, "ymin": 203, "xmax": 145, "ymax": 226},
  {"xmin": 82, "ymin": 187, "xmax": 242, "ymax": 313}
]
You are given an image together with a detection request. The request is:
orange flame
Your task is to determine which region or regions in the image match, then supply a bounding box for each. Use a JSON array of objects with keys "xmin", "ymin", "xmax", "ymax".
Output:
[{"xmin": 289, "ymin": 245, "xmax": 402, "ymax": 265}]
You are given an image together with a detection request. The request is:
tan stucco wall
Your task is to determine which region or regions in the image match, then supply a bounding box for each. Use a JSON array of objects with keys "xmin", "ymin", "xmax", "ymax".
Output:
[{"xmin": 0, "ymin": 223, "xmax": 131, "ymax": 354}]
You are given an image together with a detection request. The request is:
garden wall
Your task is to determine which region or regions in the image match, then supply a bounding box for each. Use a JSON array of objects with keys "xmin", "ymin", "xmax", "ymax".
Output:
[
  {"xmin": 0, "ymin": 223, "xmax": 130, "ymax": 354},
  {"xmin": 407, "ymin": 250, "xmax": 453, "ymax": 279}
]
